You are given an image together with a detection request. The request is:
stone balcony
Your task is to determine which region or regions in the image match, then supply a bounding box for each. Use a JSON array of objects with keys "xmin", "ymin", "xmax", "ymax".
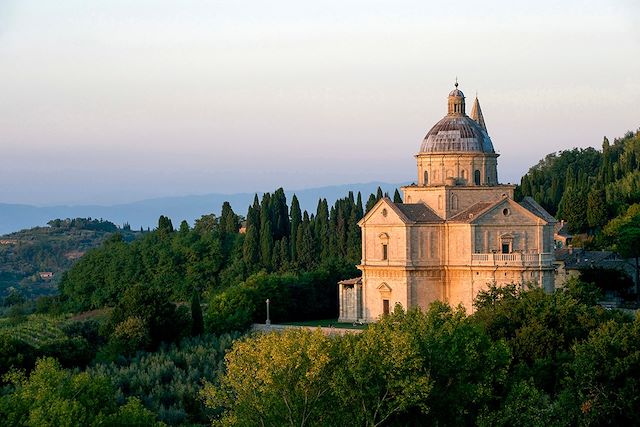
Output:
[{"xmin": 471, "ymin": 252, "xmax": 554, "ymax": 267}]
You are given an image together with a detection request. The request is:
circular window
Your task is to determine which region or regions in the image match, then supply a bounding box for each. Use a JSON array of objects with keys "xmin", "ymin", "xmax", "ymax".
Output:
[
  {"xmin": 502, "ymin": 208, "xmax": 510, "ymax": 216},
  {"xmin": 382, "ymin": 208, "xmax": 388, "ymax": 217}
]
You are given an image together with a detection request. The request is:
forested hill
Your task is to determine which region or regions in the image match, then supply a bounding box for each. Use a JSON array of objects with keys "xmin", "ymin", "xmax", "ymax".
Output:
[
  {"xmin": 517, "ymin": 129, "xmax": 640, "ymax": 234},
  {"xmin": 0, "ymin": 218, "xmax": 137, "ymax": 301},
  {"xmin": 57, "ymin": 187, "xmax": 401, "ymax": 316}
]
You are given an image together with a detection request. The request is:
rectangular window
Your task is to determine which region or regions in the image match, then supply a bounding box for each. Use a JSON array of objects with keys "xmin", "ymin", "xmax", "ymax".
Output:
[
  {"xmin": 382, "ymin": 244, "xmax": 388, "ymax": 260},
  {"xmin": 383, "ymin": 299, "xmax": 390, "ymax": 315},
  {"xmin": 502, "ymin": 243, "xmax": 510, "ymax": 254}
]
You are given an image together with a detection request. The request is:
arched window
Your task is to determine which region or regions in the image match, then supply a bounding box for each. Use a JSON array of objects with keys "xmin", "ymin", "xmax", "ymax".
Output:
[
  {"xmin": 461, "ymin": 169, "xmax": 467, "ymax": 181},
  {"xmin": 424, "ymin": 170, "xmax": 429, "ymax": 186},
  {"xmin": 451, "ymin": 194, "xmax": 459, "ymax": 210},
  {"xmin": 437, "ymin": 195, "xmax": 443, "ymax": 210},
  {"xmin": 474, "ymin": 170, "xmax": 481, "ymax": 185}
]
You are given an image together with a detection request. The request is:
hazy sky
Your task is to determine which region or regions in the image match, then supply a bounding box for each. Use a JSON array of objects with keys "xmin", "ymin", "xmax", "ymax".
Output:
[{"xmin": 1, "ymin": 0, "xmax": 638, "ymax": 205}]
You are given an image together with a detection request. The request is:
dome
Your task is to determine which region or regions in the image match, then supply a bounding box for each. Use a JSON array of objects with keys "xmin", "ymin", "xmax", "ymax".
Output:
[
  {"xmin": 420, "ymin": 115, "xmax": 495, "ymax": 153},
  {"xmin": 419, "ymin": 82, "xmax": 495, "ymax": 154}
]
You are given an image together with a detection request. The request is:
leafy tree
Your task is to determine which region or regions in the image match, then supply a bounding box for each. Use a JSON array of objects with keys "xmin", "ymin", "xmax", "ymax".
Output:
[
  {"xmin": 220, "ymin": 201, "xmax": 240, "ymax": 234},
  {"xmin": 568, "ymin": 316, "xmax": 640, "ymax": 425},
  {"xmin": 194, "ymin": 214, "xmax": 218, "ymax": 234},
  {"xmin": 107, "ymin": 284, "xmax": 189, "ymax": 350},
  {"xmin": 0, "ymin": 357, "xmax": 118, "ymax": 426},
  {"xmin": 191, "ymin": 291, "xmax": 204, "ymax": 336},
  {"xmin": 331, "ymin": 307, "xmax": 432, "ymax": 426},
  {"xmin": 202, "ymin": 329, "xmax": 336, "ymax": 426},
  {"xmin": 602, "ymin": 203, "xmax": 640, "ymax": 296}
]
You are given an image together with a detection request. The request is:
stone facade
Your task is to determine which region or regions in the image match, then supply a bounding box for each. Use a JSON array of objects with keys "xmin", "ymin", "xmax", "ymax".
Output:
[{"xmin": 338, "ymin": 84, "xmax": 556, "ymax": 322}]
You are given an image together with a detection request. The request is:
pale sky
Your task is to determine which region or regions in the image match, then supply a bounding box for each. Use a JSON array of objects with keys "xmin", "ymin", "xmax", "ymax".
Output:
[{"xmin": 1, "ymin": 0, "xmax": 638, "ymax": 205}]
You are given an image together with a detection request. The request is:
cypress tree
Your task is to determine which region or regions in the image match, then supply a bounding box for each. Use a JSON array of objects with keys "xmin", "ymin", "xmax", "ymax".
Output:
[
  {"xmin": 365, "ymin": 193, "xmax": 378, "ymax": 213},
  {"xmin": 297, "ymin": 216, "xmax": 316, "ymax": 270},
  {"xmin": 242, "ymin": 224, "xmax": 260, "ymax": 266},
  {"xmin": 279, "ymin": 236, "xmax": 290, "ymax": 270},
  {"xmin": 271, "ymin": 188, "xmax": 290, "ymax": 240},
  {"xmin": 376, "ymin": 186, "xmax": 384, "ymax": 201},
  {"xmin": 260, "ymin": 212, "xmax": 273, "ymax": 269},
  {"xmin": 316, "ymin": 198, "xmax": 330, "ymax": 260},
  {"xmin": 271, "ymin": 239, "xmax": 281, "ymax": 271},
  {"xmin": 561, "ymin": 187, "xmax": 588, "ymax": 233},
  {"xmin": 393, "ymin": 189, "xmax": 403, "ymax": 203},
  {"xmin": 587, "ymin": 186, "xmax": 608, "ymax": 231},
  {"xmin": 346, "ymin": 206, "xmax": 360, "ymax": 261},
  {"xmin": 290, "ymin": 195, "xmax": 302, "ymax": 263},
  {"xmin": 356, "ymin": 192, "xmax": 364, "ymax": 220}
]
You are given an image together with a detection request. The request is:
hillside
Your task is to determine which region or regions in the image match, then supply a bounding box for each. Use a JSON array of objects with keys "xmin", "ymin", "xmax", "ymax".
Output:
[
  {"xmin": 517, "ymin": 129, "xmax": 640, "ymax": 235},
  {"xmin": 0, "ymin": 218, "xmax": 138, "ymax": 301}
]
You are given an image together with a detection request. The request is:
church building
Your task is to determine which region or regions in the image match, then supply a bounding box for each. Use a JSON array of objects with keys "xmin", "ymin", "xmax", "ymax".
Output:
[{"xmin": 338, "ymin": 83, "xmax": 556, "ymax": 322}]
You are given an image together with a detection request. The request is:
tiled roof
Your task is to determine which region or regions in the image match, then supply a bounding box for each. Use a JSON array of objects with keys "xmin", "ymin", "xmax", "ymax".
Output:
[
  {"xmin": 395, "ymin": 203, "xmax": 443, "ymax": 223},
  {"xmin": 520, "ymin": 197, "xmax": 556, "ymax": 223},
  {"xmin": 554, "ymin": 221, "xmax": 572, "ymax": 237},
  {"xmin": 421, "ymin": 116, "xmax": 495, "ymax": 153},
  {"xmin": 554, "ymin": 248, "xmax": 621, "ymax": 269},
  {"xmin": 449, "ymin": 202, "xmax": 495, "ymax": 222}
]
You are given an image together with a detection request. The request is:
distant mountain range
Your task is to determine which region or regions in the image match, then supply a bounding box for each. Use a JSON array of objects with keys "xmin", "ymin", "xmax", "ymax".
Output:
[{"xmin": 0, "ymin": 182, "xmax": 405, "ymax": 235}]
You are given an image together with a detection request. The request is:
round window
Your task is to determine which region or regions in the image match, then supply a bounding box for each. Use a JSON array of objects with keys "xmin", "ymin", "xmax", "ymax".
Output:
[
  {"xmin": 382, "ymin": 208, "xmax": 388, "ymax": 217},
  {"xmin": 503, "ymin": 208, "xmax": 510, "ymax": 216}
]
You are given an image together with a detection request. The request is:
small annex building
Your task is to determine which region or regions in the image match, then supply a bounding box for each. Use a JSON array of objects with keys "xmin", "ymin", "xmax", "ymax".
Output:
[{"xmin": 338, "ymin": 83, "xmax": 556, "ymax": 322}]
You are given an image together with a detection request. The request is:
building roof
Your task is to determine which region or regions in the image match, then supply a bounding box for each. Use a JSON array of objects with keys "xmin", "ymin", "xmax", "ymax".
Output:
[
  {"xmin": 395, "ymin": 203, "xmax": 444, "ymax": 223},
  {"xmin": 449, "ymin": 201, "xmax": 496, "ymax": 222},
  {"xmin": 420, "ymin": 115, "xmax": 494, "ymax": 154},
  {"xmin": 520, "ymin": 197, "xmax": 556, "ymax": 223},
  {"xmin": 555, "ymin": 248, "xmax": 621, "ymax": 269},
  {"xmin": 554, "ymin": 220, "xmax": 572, "ymax": 237}
]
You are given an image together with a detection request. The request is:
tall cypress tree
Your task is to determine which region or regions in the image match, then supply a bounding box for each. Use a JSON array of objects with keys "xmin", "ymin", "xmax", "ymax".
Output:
[
  {"xmin": 393, "ymin": 189, "xmax": 403, "ymax": 203},
  {"xmin": 356, "ymin": 192, "xmax": 364, "ymax": 221},
  {"xmin": 587, "ymin": 186, "xmax": 608, "ymax": 231},
  {"xmin": 297, "ymin": 214, "xmax": 316, "ymax": 270},
  {"xmin": 259, "ymin": 209, "xmax": 273, "ymax": 269},
  {"xmin": 289, "ymin": 195, "xmax": 302, "ymax": 263},
  {"xmin": 365, "ymin": 193, "xmax": 378, "ymax": 213},
  {"xmin": 242, "ymin": 224, "xmax": 260, "ymax": 266},
  {"xmin": 316, "ymin": 198, "xmax": 330, "ymax": 260},
  {"xmin": 271, "ymin": 188, "xmax": 290, "ymax": 241}
]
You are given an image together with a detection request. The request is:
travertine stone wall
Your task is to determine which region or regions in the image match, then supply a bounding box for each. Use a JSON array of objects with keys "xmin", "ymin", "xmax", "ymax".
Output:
[
  {"xmin": 416, "ymin": 153, "xmax": 499, "ymax": 187},
  {"xmin": 402, "ymin": 185, "xmax": 515, "ymax": 219}
]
